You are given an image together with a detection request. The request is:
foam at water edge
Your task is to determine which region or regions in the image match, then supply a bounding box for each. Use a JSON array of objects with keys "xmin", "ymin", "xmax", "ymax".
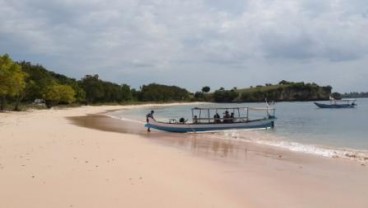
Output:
[
  {"xmin": 254, "ymin": 139, "xmax": 368, "ymax": 163},
  {"xmin": 216, "ymin": 129, "xmax": 368, "ymax": 164}
]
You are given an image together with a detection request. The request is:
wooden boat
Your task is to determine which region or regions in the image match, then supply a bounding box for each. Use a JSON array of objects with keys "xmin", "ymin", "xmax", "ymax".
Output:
[
  {"xmin": 145, "ymin": 106, "xmax": 276, "ymax": 133},
  {"xmin": 314, "ymin": 99, "xmax": 357, "ymax": 109}
]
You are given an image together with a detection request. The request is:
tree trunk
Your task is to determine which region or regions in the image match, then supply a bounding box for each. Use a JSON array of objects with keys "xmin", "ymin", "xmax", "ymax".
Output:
[
  {"xmin": 0, "ymin": 96, "xmax": 6, "ymax": 111},
  {"xmin": 13, "ymin": 95, "xmax": 22, "ymax": 111}
]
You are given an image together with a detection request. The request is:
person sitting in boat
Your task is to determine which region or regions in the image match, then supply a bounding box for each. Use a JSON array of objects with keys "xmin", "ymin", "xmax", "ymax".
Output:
[
  {"xmin": 146, "ymin": 110, "xmax": 154, "ymax": 132},
  {"xmin": 223, "ymin": 111, "xmax": 230, "ymax": 123},
  {"xmin": 179, "ymin": 117, "xmax": 187, "ymax": 123},
  {"xmin": 214, "ymin": 113, "xmax": 221, "ymax": 123},
  {"xmin": 230, "ymin": 112, "xmax": 235, "ymax": 123}
]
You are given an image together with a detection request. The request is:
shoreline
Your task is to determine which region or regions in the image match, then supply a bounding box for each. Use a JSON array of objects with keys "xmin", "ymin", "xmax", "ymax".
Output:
[
  {"xmin": 73, "ymin": 107, "xmax": 368, "ymax": 167},
  {"xmin": 1, "ymin": 105, "xmax": 368, "ymax": 208},
  {"xmin": 80, "ymin": 105, "xmax": 368, "ymax": 165}
]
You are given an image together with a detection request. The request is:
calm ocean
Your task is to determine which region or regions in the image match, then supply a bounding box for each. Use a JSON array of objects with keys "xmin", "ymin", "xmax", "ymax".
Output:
[{"xmin": 109, "ymin": 98, "xmax": 368, "ymax": 162}]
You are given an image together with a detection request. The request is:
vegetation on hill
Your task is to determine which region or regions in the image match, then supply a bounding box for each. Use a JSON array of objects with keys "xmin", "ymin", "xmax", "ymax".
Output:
[
  {"xmin": 236, "ymin": 81, "xmax": 332, "ymax": 102},
  {"xmin": 0, "ymin": 53, "xmax": 341, "ymax": 110},
  {"xmin": 342, "ymin": 92, "xmax": 368, "ymax": 98},
  {"xmin": 196, "ymin": 81, "xmax": 332, "ymax": 103}
]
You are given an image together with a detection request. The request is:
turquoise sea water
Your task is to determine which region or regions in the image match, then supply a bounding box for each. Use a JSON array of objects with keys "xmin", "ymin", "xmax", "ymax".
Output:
[{"xmin": 109, "ymin": 98, "xmax": 368, "ymax": 161}]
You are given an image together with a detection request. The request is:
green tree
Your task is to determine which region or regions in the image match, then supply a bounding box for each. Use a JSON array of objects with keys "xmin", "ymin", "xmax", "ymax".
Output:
[
  {"xmin": 0, "ymin": 54, "xmax": 28, "ymax": 111},
  {"xmin": 139, "ymin": 83, "xmax": 190, "ymax": 102},
  {"xmin": 213, "ymin": 88, "xmax": 239, "ymax": 102},
  {"xmin": 79, "ymin": 74, "xmax": 104, "ymax": 103},
  {"xmin": 121, "ymin": 84, "xmax": 132, "ymax": 101},
  {"xmin": 279, "ymin": 80, "xmax": 291, "ymax": 85},
  {"xmin": 18, "ymin": 61, "xmax": 55, "ymax": 102},
  {"xmin": 331, "ymin": 92, "xmax": 342, "ymax": 100},
  {"xmin": 201, "ymin": 86, "xmax": 210, "ymax": 93},
  {"xmin": 43, "ymin": 83, "xmax": 76, "ymax": 108}
]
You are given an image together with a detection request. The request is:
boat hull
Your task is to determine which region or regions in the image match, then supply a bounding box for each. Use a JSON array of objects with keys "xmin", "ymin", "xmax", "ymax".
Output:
[
  {"xmin": 314, "ymin": 102, "xmax": 355, "ymax": 109},
  {"xmin": 145, "ymin": 118, "xmax": 275, "ymax": 133}
]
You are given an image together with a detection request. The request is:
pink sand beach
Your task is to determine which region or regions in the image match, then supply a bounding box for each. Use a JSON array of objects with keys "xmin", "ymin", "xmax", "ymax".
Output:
[{"xmin": 1, "ymin": 105, "xmax": 368, "ymax": 208}]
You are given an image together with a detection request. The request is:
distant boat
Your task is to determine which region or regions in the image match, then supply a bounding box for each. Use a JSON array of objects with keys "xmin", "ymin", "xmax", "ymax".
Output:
[
  {"xmin": 145, "ymin": 106, "xmax": 276, "ymax": 133},
  {"xmin": 314, "ymin": 98, "xmax": 357, "ymax": 108}
]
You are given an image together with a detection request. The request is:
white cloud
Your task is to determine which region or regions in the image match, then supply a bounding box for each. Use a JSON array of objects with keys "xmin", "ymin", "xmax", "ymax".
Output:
[{"xmin": 0, "ymin": 0, "xmax": 368, "ymax": 92}]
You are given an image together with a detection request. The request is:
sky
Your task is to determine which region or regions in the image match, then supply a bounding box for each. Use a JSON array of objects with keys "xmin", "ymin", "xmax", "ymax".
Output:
[{"xmin": 1, "ymin": 0, "xmax": 368, "ymax": 93}]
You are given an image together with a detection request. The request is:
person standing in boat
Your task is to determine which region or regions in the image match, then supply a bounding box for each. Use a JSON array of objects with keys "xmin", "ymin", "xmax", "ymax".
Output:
[
  {"xmin": 146, "ymin": 110, "xmax": 154, "ymax": 132},
  {"xmin": 193, "ymin": 115, "xmax": 198, "ymax": 123}
]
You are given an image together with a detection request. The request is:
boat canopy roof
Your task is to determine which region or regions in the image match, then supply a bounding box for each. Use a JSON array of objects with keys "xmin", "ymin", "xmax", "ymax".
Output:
[
  {"xmin": 333, "ymin": 99, "xmax": 356, "ymax": 103},
  {"xmin": 192, "ymin": 106, "xmax": 274, "ymax": 110}
]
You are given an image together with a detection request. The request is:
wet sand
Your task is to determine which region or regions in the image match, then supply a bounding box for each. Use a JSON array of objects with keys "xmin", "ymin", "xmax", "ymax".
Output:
[
  {"xmin": 69, "ymin": 114, "xmax": 148, "ymax": 135},
  {"xmin": 1, "ymin": 105, "xmax": 368, "ymax": 208},
  {"xmin": 68, "ymin": 113, "xmax": 306, "ymax": 162}
]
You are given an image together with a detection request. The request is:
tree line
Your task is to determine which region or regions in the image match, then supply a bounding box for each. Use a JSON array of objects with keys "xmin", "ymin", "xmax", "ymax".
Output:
[
  {"xmin": 0, "ymin": 54, "xmax": 191, "ymax": 110},
  {"xmin": 1, "ymin": 53, "xmax": 337, "ymax": 111},
  {"xmin": 342, "ymin": 92, "xmax": 368, "ymax": 98}
]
